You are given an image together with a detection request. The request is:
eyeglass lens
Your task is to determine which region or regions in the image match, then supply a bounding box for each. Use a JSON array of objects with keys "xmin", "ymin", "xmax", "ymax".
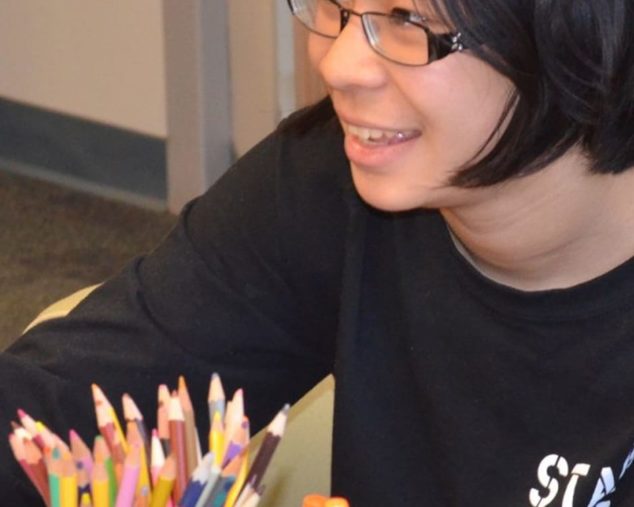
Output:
[{"xmin": 289, "ymin": 0, "xmax": 432, "ymax": 66}]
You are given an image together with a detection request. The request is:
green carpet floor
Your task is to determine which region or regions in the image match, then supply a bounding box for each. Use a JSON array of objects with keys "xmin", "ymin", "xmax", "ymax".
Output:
[{"xmin": 0, "ymin": 170, "xmax": 177, "ymax": 349}]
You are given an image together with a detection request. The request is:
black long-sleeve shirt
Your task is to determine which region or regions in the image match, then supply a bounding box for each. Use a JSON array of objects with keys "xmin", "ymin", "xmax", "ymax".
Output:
[{"xmin": 3, "ymin": 100, "xmax": 634, "ymax": 506}]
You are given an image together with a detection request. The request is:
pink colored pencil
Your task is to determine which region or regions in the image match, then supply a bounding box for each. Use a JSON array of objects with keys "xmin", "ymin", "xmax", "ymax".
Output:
[{"xmin": 114, "ymin": 444, "xmax": 141, "ymax": 507}]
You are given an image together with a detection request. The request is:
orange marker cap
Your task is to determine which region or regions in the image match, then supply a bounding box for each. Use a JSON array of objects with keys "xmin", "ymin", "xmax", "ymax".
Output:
[
  {"xmin": 325, "ymin": 498, "xmax": 350, "ymax": 507},
  {"xmin": 303, "ymin": 494, "xmax": 328, "ymax": 507}
]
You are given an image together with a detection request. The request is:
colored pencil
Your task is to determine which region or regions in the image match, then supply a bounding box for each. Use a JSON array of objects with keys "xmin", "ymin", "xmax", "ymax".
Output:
[
  {"xmin": 168, "ymin": 392, "xmax": 188, "ymax": 502},
  {"xmin": 150, "ymin": 429, "xmax": 165, "ymax": 485},
  {"xmin": 17, "ymin": 408, "xmax": 48, "ymax": 450},
  {"xmin": 179, "ymin": 452, "xmax": 214, "ymax": 507},
  {"xmin": 94, "ymin": 436, "xmax": 117, "ymax": 506},
  {"xmin": 80, "ymin": 492, "xmax": 93, "ymax": 506},
  {"xmin": 209, "ymin": 412, "xmax": 224, "ymax": 467},
  {"xmin": 8, "ymin": 432, "xmax": 50, "ymax": 505},
  {"xmin": 70, "ymin": 429, "xmax": 94, "ymax": 480},
  {"xmin": 222, "ymin": 418, "xmax": 249, "ymax": 468},
  {"xmin": 59, "ymin": 449, "xmax": 78, "ymax": 507},
  {"xmin": 77, "ymin": 461, "xmax": 91, "ymax": 497},
  {"xmin": 92, "ymin": 385, "xmax": 128, "ymax": 453},
  {"xmin": 36, "ymin": 420, "xmax": 59, "ymax": 450},
  {"xmin": 114, "ymin": 444, "xmax": 141, "ymax": 507},
  {"xmin": 241, "ymin": 405, "xmax": 288, "ymax": 491},
  {"xmin": 122, "ymin": 393, "xmax": 150, "ymax": 458},
  {"xmin": 95, "ymin": 400, "xmax": 127, "ymax": 472},
  {"xmin": 46, "ymin": 447, "xmax": 62, "ymax": 507},
  {"xmin": 149, "ymin": 455, "xmax": 176, "ymax": 507},
  {"xmin": 224, "ymin": 446, "xmax": 249, "ymax": 507},
  {"xmin": 223, "ymin": 390, "xmax": 244, "ymax": 454},
  {"xmin": 178, "ymin": 376, "xmax": 200, "ymax": 477},
  {"xmin": 204, "ymin": 455, "xmax": 241, "ymax": 507},
  {"xmin": 222, "ymin": 448, "xmax": 248, "ymax": 507},
  {"xmin": 126, "ymin": 421, "xmax": 151, "ymax": 506},
  {"xmin": 237, "ymin": 485, "xmax": 264, "ymax": 507},
  {"xmin": 91, "ymin": 459, "xmax": 111, "ymax": 507},
  {"xmin": 232, "ymin": 480, "xmax": 256, "ymax": 507},
  {"xmin": 192, "ymin": 464, "xmax": 220, "ymax": 507},
  {"xmin": 207, "ymin": 374, "xmax": 225, "ymax": 426},
  {"xmin": 157, "ymin": 385, "xmax": 171, "ymax": 457}
]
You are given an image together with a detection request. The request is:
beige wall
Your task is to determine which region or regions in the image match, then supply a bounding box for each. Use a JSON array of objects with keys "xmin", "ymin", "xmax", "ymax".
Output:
[
  {"xmin": 229, "ymin": 0, "xmax": 297, "ymax": 157},
  {"xmin": 0, "ymin": 0, "xmax": 300, "ymax": 158},
  {"xmin": 229, "ymin": 1, "xmax": 277, "ymax": 157},
  {"xmin": 0, "ymin": 0, "xmax": 167, "ymax": 137}
]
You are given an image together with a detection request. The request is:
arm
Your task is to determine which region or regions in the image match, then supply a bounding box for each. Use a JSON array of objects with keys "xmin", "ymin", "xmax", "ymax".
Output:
[{"xmin": 0, "ymin": 100, "xmax": 349, "ymax": 503}]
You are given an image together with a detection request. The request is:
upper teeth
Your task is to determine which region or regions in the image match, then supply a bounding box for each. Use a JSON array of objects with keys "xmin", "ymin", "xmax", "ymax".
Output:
[{"xmin": 345, "ymin": 123, "xmax": 406, "ymax": 142}]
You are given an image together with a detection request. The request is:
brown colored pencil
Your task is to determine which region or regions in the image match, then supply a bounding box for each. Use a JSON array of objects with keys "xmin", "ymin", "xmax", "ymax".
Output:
[
  {"xmin": 92, "ymin": 384, "xmax": 128, "ymax": 454},
  {"xmin": 168, "ymin": 392, "xmax": 188, "ymax": 501},
  {"xmin": 242, "ymin": 405, "xmax": 288, "ymax": 490},
  {"xmin": 9, "ymin": 433, "xmax": 50, "ymax": 505},
  {"xmin": 95, "ymin": 402, "xmax": 127, "ymax": 470}
]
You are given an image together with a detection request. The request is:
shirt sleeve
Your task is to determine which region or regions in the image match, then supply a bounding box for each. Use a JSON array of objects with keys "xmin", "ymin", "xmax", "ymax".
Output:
[{"xmin": 0, "ymin": 100, "xmax": 350, "ymax": 504}]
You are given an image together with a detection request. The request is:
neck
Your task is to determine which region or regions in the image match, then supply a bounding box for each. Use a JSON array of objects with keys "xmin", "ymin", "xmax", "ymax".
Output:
[{"xmin": 441, "ymin": 151, "xmax": 634, "ymax": 291}]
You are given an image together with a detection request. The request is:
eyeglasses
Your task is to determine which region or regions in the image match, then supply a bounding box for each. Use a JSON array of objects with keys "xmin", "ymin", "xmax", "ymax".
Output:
[{"xmin": 286, "ymin": 0, "xmax": 466, "ymax": 66}]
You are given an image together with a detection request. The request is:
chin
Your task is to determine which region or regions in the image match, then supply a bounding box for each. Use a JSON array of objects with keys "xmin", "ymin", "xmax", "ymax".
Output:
[
  {"xmin": 350, "ymin": 165, "xmax": 472, "ymax": 212},
  {"xmin": 352, "ymin": 174, "xmax": 428, "ymax": 212}
]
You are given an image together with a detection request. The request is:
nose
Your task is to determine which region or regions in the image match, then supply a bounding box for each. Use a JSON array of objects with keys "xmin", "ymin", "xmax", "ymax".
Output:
[{"xmin": 314, "ymin": 13, "xmax": 387, "ymax": 92}]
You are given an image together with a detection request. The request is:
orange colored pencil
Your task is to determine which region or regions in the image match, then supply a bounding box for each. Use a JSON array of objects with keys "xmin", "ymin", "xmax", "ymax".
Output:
[
  {"xmin": 157, "ymin": 385, "xmax": 171, "ymax": 457},
  {"xmin": 126, "ymin": 422, "xmax": 151, "ymax": 506},
  {"xmin": 178, "ymin": 376, "xmax": 199, "ymax": 477},
  {"xmin": 70, "ymin": 429, "xmax": 94, "ymax": 479}
]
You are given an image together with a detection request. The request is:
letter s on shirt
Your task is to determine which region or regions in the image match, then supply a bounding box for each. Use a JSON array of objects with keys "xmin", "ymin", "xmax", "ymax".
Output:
[{"xmin": 529, "ymin": 454, "xmax": 570, "ymax": 507}]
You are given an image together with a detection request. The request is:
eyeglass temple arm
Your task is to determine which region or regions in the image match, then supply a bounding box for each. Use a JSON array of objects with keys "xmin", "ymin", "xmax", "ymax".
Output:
[{"xmin": 429, "ymin": 31, "xmax": 466, "ymax": 60}]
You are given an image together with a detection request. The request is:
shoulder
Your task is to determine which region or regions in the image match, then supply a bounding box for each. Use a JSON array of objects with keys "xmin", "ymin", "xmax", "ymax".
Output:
[{"xmin": 185, "ymin": 98, "xmax": 354, "ymax": 273}]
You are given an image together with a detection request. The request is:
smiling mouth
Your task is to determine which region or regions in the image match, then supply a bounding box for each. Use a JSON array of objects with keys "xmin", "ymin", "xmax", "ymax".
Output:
[{"xmin": 342, "ymin": 121, "xmax": 421, "ymax": 146}]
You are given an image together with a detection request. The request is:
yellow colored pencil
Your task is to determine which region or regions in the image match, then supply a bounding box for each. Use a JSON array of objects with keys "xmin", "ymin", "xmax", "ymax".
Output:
[
  {"xmin": 149, "ymin": 455, "xmax": 176, "ymax": 507},
  {"xmin": 59, "ymin": 451, "xmax": 78, "ymax": 507},
  {"xmin": 210, "ymin": 411, "xmax": 224, "ymax": 467},
  {"xmin": 91, "ymin": 460, "xmax": 110, "ymax": 507}
]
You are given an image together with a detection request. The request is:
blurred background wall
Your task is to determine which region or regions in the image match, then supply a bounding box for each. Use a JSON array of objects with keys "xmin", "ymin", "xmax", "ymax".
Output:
[
  {"xmin": 0, "ymin": 0, "xmax": 167, "ymax": 138},
  {"xmin": 0, "ymin": 0, "xmax": 327, "ymax": 340},
  {"xmin": 0, "ymin": 0, "xmax": 314, "ymax": 213}
]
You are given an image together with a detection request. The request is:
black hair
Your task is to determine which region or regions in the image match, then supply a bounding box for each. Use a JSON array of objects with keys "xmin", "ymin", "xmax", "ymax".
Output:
[{"xmin": 426, "ymin": 0, "xmax": 634, "ymax": 186}]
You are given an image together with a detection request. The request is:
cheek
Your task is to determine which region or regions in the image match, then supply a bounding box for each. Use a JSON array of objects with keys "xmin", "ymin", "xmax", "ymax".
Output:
[{"xmin": 402, "ymin": 61, "xmax": 514, "ymax": 158}]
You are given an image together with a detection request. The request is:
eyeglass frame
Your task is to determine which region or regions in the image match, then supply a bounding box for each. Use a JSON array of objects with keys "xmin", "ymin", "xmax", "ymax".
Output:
[{"xmin": 286, "ymin": 0, "xmax": 466, "ymax": 67}]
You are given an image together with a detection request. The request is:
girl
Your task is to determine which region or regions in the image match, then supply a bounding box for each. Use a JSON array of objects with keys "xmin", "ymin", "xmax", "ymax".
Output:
[{"xmin": 2, "ymin": 0, "xmax": 633, "ymax": 504}]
